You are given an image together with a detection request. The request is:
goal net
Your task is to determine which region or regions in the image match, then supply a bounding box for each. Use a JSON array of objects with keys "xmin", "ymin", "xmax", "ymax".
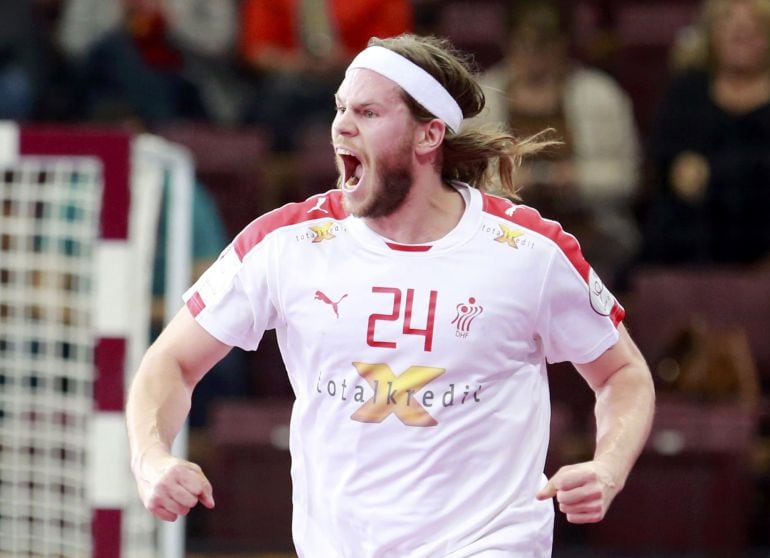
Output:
[{"xmin": 0, "ymin": 124, "xmax": 193, "ymax": 558}]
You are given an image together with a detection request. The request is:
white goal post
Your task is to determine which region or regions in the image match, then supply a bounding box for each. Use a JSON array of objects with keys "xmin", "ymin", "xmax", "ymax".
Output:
[{"xmin": 0, "ymin": 122, "xmax": 193, "ymax": 558}]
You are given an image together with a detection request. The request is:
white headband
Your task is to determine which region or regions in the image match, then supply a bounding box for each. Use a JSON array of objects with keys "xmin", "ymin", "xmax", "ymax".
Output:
[{"xmin": 346, "ymin": 46, "xmax": 463, "ymax": 133}]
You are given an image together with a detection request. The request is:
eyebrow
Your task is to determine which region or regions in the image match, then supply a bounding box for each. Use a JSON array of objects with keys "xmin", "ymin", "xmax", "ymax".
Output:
[{"xmin": 334, "ymin": 94, "xmax": 387, "ymax": 110}]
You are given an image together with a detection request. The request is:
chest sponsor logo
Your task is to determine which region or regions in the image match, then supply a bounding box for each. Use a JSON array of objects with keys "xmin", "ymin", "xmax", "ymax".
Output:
[
  {"xmin": 451, "ymin": 297, "xmax": 483, "ymax": 338},
  {"xmin": 316, "ymin": 364, "xmax": 483, "ymax": 427},
  {"xmin": 351, "ymin": 363, "xmax": 445, "ymax": 426}
]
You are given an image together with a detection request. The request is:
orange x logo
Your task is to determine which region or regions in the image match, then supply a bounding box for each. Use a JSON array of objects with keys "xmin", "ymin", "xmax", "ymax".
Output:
[
  {"xmin": 495, "ymin": 223, "xmax": 524, "ymax": 248},
  {"xmin": 351, "ymin": 363, "xmax": 445, "ymax": 427},
  {"xmin": 310, "ymin": 221, "xmax": 335, "ymax": 243}
]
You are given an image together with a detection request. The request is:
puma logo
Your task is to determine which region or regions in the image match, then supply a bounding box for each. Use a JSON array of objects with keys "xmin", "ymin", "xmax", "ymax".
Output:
[
  {"xmin": 314, "ymin": 290, "xmax": 348, "ymax": 318},
  {"xmin": 307, "ymin": 197, "xmax": 329, "ymax": 214}
]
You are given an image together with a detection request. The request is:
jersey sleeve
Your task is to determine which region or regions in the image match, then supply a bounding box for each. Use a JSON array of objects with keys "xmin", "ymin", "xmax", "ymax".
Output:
[
  {"xmin": 183, "ymin": 241, "xmax": 278, "ymax": 351},
  {"xmin": 534, "ymin": 248, "xmax": 624, "ymax": 365}
]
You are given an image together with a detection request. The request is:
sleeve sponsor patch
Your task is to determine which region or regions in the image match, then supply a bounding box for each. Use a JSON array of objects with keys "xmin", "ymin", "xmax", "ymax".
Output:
[{"xmin": 588, "ymin": 268, "xmax": 615, "ymax": 317}]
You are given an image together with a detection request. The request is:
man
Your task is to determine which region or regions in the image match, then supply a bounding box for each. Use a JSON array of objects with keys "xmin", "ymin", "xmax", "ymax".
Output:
[{"xmin": 127, "ymin": 34, "xmax": 655, "ymax": 557}]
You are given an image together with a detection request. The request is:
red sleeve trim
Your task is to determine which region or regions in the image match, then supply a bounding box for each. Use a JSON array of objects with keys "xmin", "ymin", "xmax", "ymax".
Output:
[
  {"xmin": 610, "ymin": 302, "xmax": 625, "ymax": 327},
  {"xmin": 187, "ymin": 292, "xmax": 206, "ymax": 317}
]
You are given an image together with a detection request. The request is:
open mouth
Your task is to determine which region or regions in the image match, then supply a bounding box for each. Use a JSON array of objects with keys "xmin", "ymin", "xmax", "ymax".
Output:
[{"xmin": 337, "ymin": 148, "xmax": 364, "ymax": 192}]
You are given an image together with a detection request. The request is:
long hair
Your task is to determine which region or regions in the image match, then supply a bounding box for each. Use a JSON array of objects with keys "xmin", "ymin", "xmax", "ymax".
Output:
[{"xmin": 368, "ymin": 34, "xmax": 556, "ymax": 199}]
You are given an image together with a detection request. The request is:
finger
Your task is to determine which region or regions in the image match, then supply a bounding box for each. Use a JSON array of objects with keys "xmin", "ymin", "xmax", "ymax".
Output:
[
  {"xmin": 536, "ymin": 480, "xmax": 557, "ymax": 500},
  {"xmin": 559, "ymin": 500, "xmax": 603, "ymax": 516},
  {"xmin": 148, "ymin": 499, "xmax": 179, "ymax": 522},
  {"xmin": 150, "ymin": 489, "xmax": 191, "ymax": 517},
  {"xmin": 566, "ymin": 510, "xmax": 604, "ymax": 524},
  {"xmin": 552, "ymin": 468, "xmax": 595, "ymax": 492},
  {"xmin": 199, "ymin": 479, "xmax": 215, "ymax": 509},
  {"xmin": 537, "ymin": 466, "xmax": 588, "ymax": 500},
  {"xmin": 156, "ymin": 502, "xmax": 184, "ymax": 522},
  {"xmin": 177, "ymin": 465, "xmax": 215, "ymax": 509},
  {"xmin": 555, "ymin": 484, "xmax": 601, "ymax": 506},
  {"xmin": 165, "ymin": 481, "xmax": 200, "ymax": 509}
]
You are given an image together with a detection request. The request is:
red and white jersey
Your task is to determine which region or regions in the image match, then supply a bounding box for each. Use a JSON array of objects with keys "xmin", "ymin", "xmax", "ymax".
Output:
[{"xmin": 184, "ymin": 183, "xmax": 624, "ymax": 558}]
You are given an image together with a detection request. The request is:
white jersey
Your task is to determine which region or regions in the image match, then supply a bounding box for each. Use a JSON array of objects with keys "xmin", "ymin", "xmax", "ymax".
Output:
[{"xmin": 184, "ymin": 183, "xmax": 624, "ymax": 558}]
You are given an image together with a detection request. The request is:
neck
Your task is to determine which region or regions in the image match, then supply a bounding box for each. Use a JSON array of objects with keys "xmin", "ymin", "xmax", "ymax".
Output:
[
  {"xmin": 712, "ymin": 67, "xmax": 770, "ymax": 112},
  {"xmin": 364, "ymin": 174, "xmax": 465, "ymax": 244},
  {"xmin": 717, "ymin": 63, "xmax": 769, "ymax": 83}
]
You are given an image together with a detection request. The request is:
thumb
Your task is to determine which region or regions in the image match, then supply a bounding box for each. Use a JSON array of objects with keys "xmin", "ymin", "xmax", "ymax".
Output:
[
  {"xmin": 193, "ymin": 469, "xmax": 215, "ymax": 509},
  {"xmin": 199, "ymin": 480, "xmax": 215, "ymax": 509},
  {"xmin": 536, "ymin": 478, "xmax": 557, "ymax": 501}
]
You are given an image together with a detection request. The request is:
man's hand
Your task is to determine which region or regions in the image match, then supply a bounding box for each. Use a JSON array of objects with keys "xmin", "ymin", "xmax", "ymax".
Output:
[
  {"xmin": 133, "ymin": 451, "xmax": 215, "ymax": 522},
  {"xmin": 536, "ymin": 461, "xmax": 619, "ymax": 524}
]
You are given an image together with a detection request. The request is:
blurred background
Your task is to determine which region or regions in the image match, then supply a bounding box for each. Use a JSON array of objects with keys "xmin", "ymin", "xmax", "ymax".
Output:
[{"xmin": 0, "ymin": 0, "xmax": 769, "ymax": 556}]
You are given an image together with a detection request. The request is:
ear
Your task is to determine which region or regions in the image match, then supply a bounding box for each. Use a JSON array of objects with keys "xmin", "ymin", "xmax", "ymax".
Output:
[{"xmin": 414, "ymin": 119, "xmax": 446, "ymax": 157}]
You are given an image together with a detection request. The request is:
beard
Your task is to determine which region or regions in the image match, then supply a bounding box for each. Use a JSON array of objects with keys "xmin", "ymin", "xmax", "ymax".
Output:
[{"xmin": 341, "ymin": 140, "xmax": 414, "ymax": 219}]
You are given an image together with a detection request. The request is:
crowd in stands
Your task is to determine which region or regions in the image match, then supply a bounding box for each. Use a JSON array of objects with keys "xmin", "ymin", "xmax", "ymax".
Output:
[{"xmin": 5, "ymin": 0, "xmax": 768, "ymax": 275}]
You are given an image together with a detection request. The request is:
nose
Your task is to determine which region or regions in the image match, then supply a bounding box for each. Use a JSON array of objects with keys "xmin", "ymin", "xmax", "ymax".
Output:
[{"xmin": 332, "ymin": 109, "xmax": 356, "ymax": 138}]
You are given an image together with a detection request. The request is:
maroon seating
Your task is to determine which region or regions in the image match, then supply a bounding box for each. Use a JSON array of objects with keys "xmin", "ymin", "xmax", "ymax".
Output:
[
  {"xmin": 435, "ymin": 0, "xmax": 507, "ymax": 70},
  {"xmin": 206, "ymin": 399, "xmax": 295, "ymax": 550},
  {"xmin": 587, "ymin": 398, "xmax": 756, "ymax": 552},
  {"xmin": 627, "ymin": 267, "xmax": 770, "ymax": 379},
  {"xmin": 585, "ymin": 266, "xmax": 770, "ymax": 553},
  {"xmin": 158, "ymin": 123, "xmax": 274, "ymax": 239}
]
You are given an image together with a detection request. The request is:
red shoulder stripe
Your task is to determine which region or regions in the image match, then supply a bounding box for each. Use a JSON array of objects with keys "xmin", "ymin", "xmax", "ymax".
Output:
[
  {"xmin": 483, "ymin": 193, "xmax": 589, "ymax": 281},
  {"xmin": 233, "ymin": 190, "xmax": 347, "ymax": 260},
  {"xmin": 483, "ymin": 193, "xmax": 624, "ymax": 325}
]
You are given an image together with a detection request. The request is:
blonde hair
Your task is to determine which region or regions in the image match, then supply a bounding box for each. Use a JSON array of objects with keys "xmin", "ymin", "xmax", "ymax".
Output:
[
  {"xmin": 368, "ymin": 34, "xmax": 555, "ymax": 199},
  {"xmin": 672, "ymin": 0, "xmax": 770, "ymax": 71}
]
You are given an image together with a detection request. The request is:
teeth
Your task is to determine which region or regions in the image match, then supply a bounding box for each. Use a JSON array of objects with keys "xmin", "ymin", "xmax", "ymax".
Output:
[
  {"xmin": 337, "ymin": 148, "xmax": 363, "ymax": 193},
  {"xmin": 344, "ymin": 176, "xmax": 359, "ymax": 191}
]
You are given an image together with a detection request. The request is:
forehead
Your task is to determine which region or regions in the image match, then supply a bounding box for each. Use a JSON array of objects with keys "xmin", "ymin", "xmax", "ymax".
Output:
[{"xmin": 336, "ymin": 68, "xmax": 406, "ymax": 105}]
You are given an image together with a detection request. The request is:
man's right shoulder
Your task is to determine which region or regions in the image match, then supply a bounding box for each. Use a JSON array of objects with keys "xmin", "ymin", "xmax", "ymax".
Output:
[{"xmin": 232, "ymin": 190, "xmax": 347, "ymax": 260}]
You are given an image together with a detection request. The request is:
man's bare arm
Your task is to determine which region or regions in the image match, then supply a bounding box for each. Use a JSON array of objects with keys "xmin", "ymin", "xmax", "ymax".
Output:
[
  {"xmin": 537, "ymin": 323, "xmax": 655, "ymax": 523},
  {"xmin": 126, "ymin": 307, "xmax": 232, "ymax": 521}
]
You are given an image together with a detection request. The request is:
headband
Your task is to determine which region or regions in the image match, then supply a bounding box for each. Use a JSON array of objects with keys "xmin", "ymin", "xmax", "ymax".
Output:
[{"xmin": 346, "ymin": 46, "xmax": 463, "ymax": 133}]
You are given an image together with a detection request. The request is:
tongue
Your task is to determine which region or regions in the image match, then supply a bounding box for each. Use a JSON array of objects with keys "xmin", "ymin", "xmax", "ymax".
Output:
[{"xmin": 342, "ymin": 161, "xmax": 363, "ymax": 192}]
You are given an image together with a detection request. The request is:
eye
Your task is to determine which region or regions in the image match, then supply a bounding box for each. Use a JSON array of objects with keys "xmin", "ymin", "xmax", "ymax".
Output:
[
  {"xmin": 335, "ymin": 105, "xmax": 346, "ymax": 114},
  {"xmin": 362, "ymin": 109, "xmax": 376, "ymax": 118}
]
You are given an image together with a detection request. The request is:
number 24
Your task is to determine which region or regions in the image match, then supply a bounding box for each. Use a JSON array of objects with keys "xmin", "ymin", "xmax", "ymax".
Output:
[{"xmin": 366, "ymin": 287, "xmax": 437, "ymax": 352}]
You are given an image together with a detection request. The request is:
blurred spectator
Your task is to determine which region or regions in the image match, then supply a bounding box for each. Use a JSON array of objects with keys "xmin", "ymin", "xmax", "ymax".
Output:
[
  {"xmin": 57, "ymin": 0, "xmax": 121, "ymax": 61},
  {"xmin": 238, "ymin": 0, "xmax": 412, "ymax": 150},
  {"xmin": 164, "ymin": 0, "xmax": 243, "ymax": 124},
  {"xmin": 641, "ymin": 0, "xmax": 770, "ymax": 265},
  {"xmin": 59, "ymin": 0, "xmax": 238, "ymax": 126},
  {"xmin": 474, "ymin": 0, "xmax": 641, "ymax": 288},
  {"xmin": 0, "ymin": 2, "xmax": 55, "ymax": 120}
]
